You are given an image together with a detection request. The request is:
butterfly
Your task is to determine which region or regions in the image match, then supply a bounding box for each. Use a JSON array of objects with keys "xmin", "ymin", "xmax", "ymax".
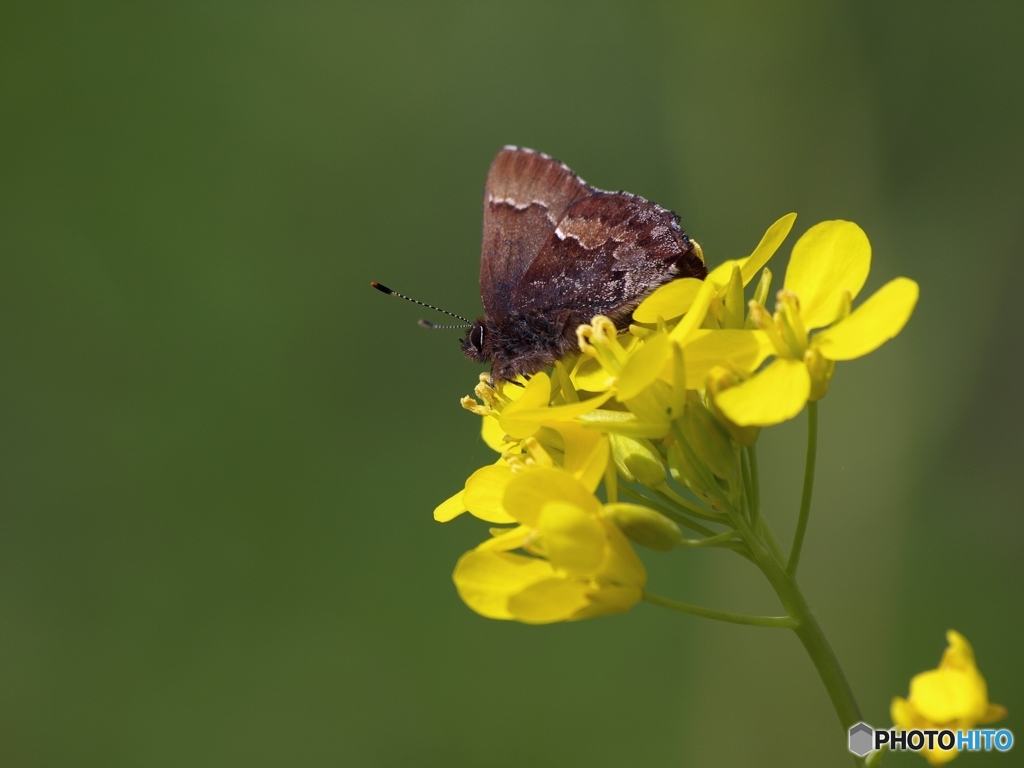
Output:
[{"xmin": 460, "ymin": 146, "xmax": 707, "ymax": 383}]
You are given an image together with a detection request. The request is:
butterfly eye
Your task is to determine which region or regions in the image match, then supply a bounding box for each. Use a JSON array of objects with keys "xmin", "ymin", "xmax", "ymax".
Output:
[{"xmin": 471, "ymin": 324, "xmax": 486, "ymax": 353}]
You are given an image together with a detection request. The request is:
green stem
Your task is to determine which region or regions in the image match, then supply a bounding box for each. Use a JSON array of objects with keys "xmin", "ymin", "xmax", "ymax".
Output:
[
  {"xmin": 765, "ymin": 565, "xmax": 866, "ymax": 768},
  {"xmin": 761, "ymin": 547, "xmax": 863, "ymax": 751},
  {"xmin": 747, "ymin": 445, "xmax": 761, "ymax": 528},
  {"xmin": 759, "ymin": 515, "xmax": 788, "ymax": 567},
  {"xmin": 866, "ymin": 745, "xmax": 888, "ymax": 767},
  {"xmin": 740, "ymin": 448, "xmax": 754, "ymax": 523},
  {"xmin": 654, "ymin": 486, "xmax": 723, "ymax": 522},
  {"xmin": 735, "ymin": 516, "xmax": 865, "ymax": 766},
  {"xmin": 787, "ymin": 401, "xmax": 818, "ymax": 576},
  {"xmin": 643, "ymin": 591, "xmax": 796, "ymax": 629}
]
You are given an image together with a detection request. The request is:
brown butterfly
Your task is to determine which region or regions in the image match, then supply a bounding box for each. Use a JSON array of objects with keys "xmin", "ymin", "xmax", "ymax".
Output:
[{"xmin": 459, "ymin": 146, "xmax": 707, "ymax": 382}]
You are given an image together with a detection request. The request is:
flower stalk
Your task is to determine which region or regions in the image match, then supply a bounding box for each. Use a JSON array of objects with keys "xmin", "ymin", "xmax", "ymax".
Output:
[
  {"xmin": 642, "ymin": 590, "xmax": 797, "ymax": 629},
  {"xmin": 788, "ymin": 400, "xmax": 818, "ymax": 575}
]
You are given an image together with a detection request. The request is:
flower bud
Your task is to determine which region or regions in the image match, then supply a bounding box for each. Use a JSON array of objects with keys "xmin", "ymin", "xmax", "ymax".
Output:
[
  {"xmin": 704, "ymin": 294, "xmax": 724, "ymax": 330},
  {"xmin": 748, "ymin": 267, "xmax": 773, "ymax": 316},
  {"xmin": 666, "ymin": 438, "xmax": 716, "ymax": 505},
  {"xmin": 609, "ymin": 434, "xmax": 667, "ymax": 488},
  {"xmin": 682, "ymin": 397, "xmax": 738, "ymax": 483},
  {"xmin": 604, "ymin": 503, "xmax": 682, "ymax": 552},
  {"xmin": 724, "ymin": 264, "xmax": 745, "ymax": 329}
]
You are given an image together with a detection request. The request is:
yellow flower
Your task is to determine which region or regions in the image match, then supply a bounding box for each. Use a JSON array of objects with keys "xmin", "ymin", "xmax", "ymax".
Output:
[
  {"xmin": 572, "ymin": 316, "xmax": 682, "ymax": 438},
  {"xmin": 452, "ymin": 466, "xmax": 647, "ymax": 623},
  {"xmin": 435, "ymin": 371, "xmax": 612, "ymax": 523},
  {"xmin": 570, "ymin": 313, "xmax": 770, "ymax": 441},
  {"xmin": 496, "ymin": 369, "xmax": 613, "ymax": 439},
  {"xmin": 891, "ymin": 630, "xmax": 1007, "ymax": 765},
  {"xmin": 434, "ymin": 427, "xmax": 609, "ymax": 523},
  {"xmin": 589, "ymin": 215, "xmax": 797, "ymax": 415},
  {"xmin": 715, "ymin": 220, "xmax": 919, "ymax": 426},
  {"xmin": 461, "ymin": 368, "xmax": 610, "ymax": 450}
]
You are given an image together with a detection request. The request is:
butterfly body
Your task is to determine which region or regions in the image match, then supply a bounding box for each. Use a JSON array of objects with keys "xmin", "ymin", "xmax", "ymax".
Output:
[{"xmin": 464, "ymin": 147, "xmax": 707, "ymax": 382}]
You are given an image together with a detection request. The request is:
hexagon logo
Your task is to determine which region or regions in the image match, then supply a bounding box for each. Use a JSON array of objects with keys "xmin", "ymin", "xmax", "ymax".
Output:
[{"xmin": 849, "ymin": 722, "xmax": 874, "ymax": 757}]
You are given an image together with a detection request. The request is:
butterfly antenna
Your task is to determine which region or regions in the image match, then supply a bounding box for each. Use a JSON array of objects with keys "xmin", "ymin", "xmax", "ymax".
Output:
[
  {"xmin": 371, "ymin": 281, "xmax": 473, "ymax": 328},
  {"xmin": 418, "ymin": 319, "xmax": 472, "ymax": 329}
]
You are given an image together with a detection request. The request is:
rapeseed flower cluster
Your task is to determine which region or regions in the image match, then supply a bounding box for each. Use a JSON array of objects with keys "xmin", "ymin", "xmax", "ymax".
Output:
[{"xmin": 437, "ymin": 214, "xmax": 919, "ymax": 624}]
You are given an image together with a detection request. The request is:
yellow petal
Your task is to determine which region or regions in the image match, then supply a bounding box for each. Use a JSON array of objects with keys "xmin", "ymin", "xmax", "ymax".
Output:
[
  {"xmin": 476, "ymin": 524, "xmax": 533, "ymax": 552},
  {"xmin": 453, "ymin": 549, "xmax": 555, "ymax": 620},
  {"xmin": 739, "ymin": 212, "xmax": 797, "ymax": 285},
  {"xmin": 503, "ymin": 466, "xmax": 602, "ymax": 528},
  {"xmin": 571, "ymin": 353, "xmax": 617, "ymax": 392},
  {"xmin": 499, "ymin": 377, "xmax": 528, "ymax": 402},
  {"xmin": 714, "ymin": 359, "xmax": 811, "ymax": 427},
  {"xmin": 921, "ymin": 747, "xmax": 960, "ymax": 766},
  {"xmin": 539, "ymin": 501, "xmax": 607, "ymax": 575},
  {"xmin": 463, "ymin": 463, "xmax": 517, "ymax": 524},
  {"xmin": 499, "ymin": 391, "xmax": 615, "ymax": 439},
  {"xmin": 598, "ymin": 519, "xmax": 648, "ymax": 588},
  {"xmin": 910, "ymin": 668, "xmax": 988, "ymax": 723},
  {"xmin": 548, "ymin": 423, "xmax": 608, "ymax": 492},
  {"xmin": 670, "ymin": 279, "xmax": 717, "ymax": 343},
  {"xmin": 571, "ymin": 584, "xmax": 643, "ymax": 620},
  {"xmin": 481, "ymin": 414, "xmax": 516, "ymax": 452},
  {"xmin": 679, "ymin": 329, "xmax": 773, "ymax": 389},
  {"xmin": 980, "ymin": 703, "xmax": 1008, "ymax": 725},
  {"xmin": 890, "ymin": 696, "xmax": 927, "ymax": 730},
  {"xmin": 576, "ymin": 409, "xmax": 670, "ymax": 439},
  {"xmin": 617, "ymin": 332, "xmax": 671, "ymax": 401},
  {"xmin": 784, "ymin": 220, "xmax": 871, "ymax": 330},
  {"xmin": 434, "ymin": 489, "xmax": 466, "ymax": 522},
  {"xmin": 633, "ymin": 278, "xmax": 703, "ymax": 323},
  {"xmin": 940, "ymin": 629, "xmax": 977, "ymax": 672},
  {"xmin": 570, "ymin": 334, "xmax": 640, "ymax": 392},
  {"xmin": 706, "ymin": 259, "xmax": 742, "ymax": 287},
  {"xmin": 498, "ymin": 373, "xmax": 551, "ymax": 438},
  {"xmin": 813, "ymin": 278, "xmax": 919, "ymax": 361},
  {"xmin": 507, "ymin": 577, "xmax": 592, "ymax": 624},
  {"xmin": 669, "ymin": 340, "xmax": 687, "ymax": 419},
  {"xmin": 708, "ymin": 214, "xmax": 798, "ymax": 288}
]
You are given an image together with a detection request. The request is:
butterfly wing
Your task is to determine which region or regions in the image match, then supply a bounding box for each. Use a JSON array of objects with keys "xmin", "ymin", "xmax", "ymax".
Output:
[
  {"xmin": 511, "ymin": 191, "xmax": 706, "ymax": 323},
  {"xmin": 480, "ymin": 147, "xmax": 594, "ymax": 320}
]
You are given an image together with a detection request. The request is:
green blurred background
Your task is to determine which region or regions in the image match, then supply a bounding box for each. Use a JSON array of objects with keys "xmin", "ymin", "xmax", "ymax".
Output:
[{"xmin": 1, "ymin": 3, "xmax": 1021, "ymax": 766}]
